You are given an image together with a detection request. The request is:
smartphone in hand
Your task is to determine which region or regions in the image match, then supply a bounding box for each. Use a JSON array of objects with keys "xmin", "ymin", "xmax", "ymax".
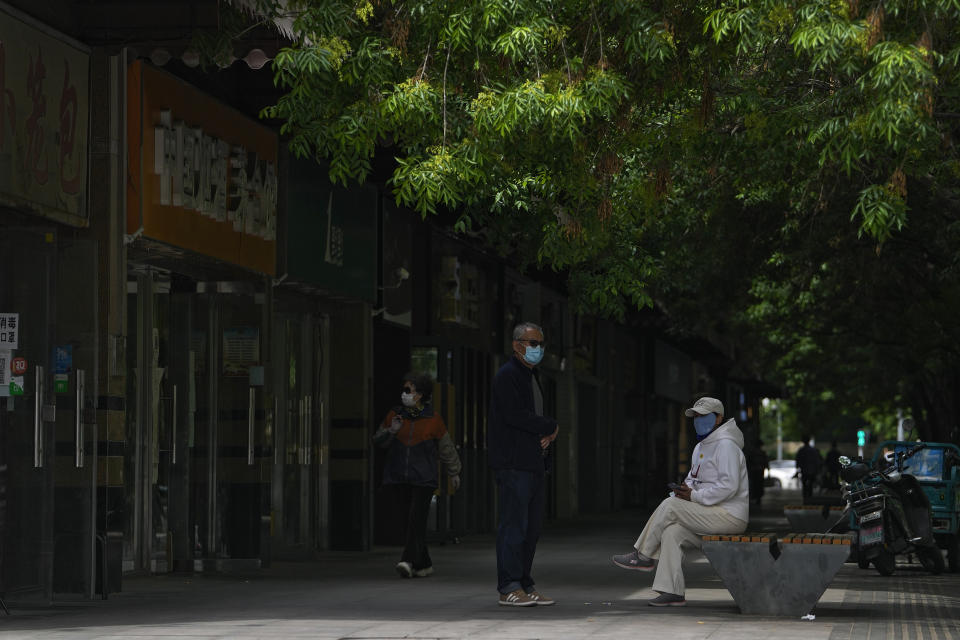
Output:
[{"xmin": 667, "ymin": 482, "xmax": 682, "ymax": 491}]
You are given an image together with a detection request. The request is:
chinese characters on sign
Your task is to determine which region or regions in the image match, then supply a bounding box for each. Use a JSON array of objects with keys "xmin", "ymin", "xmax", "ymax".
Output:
[
  {"xmin": 53, "ymin": 344, "xmax": 72, "ymax": 373},
  {"xmin": 130, "ymin": 61, "xmax": 276, "ymax": 275},
  {"xmin": 53, "ymin": 344, "xmax": 72, "ymax": 393},
  {"xmin": 222, "ymin": 327, "xmax": 260, "ymax": 377},
  {"xmin": 0, "ymin": 350, "xmax": 8, "ymax": 396},
  {"xmin": 323, "ymin": 192, "xmax": 343, "ymax": 267},
  {"xmin": 0, "ymin": 350, "xmax": 23, "ymax": 398},
  {"xmin": 0, "ymin": 313, "xmax": 19, "ymax": 348},
  {"xmin": 0, "ymin": 313, "xmax": 20, "ymax": 397},
  {"xmin": 0, "ymin": 10, "xmax": 88, "ymax": 221},
  {"xmin": 153, "ymin": 109, "xmax": 277, "ymax": 240}
]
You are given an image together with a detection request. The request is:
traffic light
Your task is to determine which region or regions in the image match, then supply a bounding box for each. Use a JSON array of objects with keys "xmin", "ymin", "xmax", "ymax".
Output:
[{"xmin": 857, "ymin": 429, "xmax": 866, "ymax": 447}]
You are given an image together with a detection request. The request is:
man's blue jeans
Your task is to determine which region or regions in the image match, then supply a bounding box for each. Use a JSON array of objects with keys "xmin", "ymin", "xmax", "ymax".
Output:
[{"xmin": 495, "ymin": 469, "xmax": 545, "ymax": 594}]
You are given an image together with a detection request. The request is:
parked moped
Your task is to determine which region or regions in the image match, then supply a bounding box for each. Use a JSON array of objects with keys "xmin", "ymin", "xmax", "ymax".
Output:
[
  {"xmin": 838, "ymin": 444, "xmax": 945, "ymax": 576},
  {"xmin": 872, "ymin": 440, "xmax": 960, "ymax": 572}
]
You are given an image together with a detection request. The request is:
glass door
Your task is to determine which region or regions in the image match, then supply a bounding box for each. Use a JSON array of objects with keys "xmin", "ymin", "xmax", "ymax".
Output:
[
  {"xmin": 272, "ymin": 313, "xmax": 329, "ymax": 557},
  {"xmin": 193, "ymin": 291, "xmax": 270, "ymax": 565},
  {"xmin": 219, "ymin": 294, "xmax": 267, "ymax": 561},
  {"xmin": 126, "ymin": 280, "xmax": 273, "ymax": 571},
  {"xmin": 0, "ymin": 227, "xmax": 56, "ymax": 601},
  {"xmin": 146, "ymin": 277, "xmax": 194, "ymax": 573},
  {"xmin": 124, "ymin": 272, "xmax": 200, "ymax": 574},
  {"xmin": 50, "ymin": 236, "xmax": 99, "ymax": 595},
  {"xmin": 280, "ymin": 314, "xmax": 305, "ymax": 551},
  {"xmin": 0, "ymin": 227, "xmax": 98, "ymax": 600}
]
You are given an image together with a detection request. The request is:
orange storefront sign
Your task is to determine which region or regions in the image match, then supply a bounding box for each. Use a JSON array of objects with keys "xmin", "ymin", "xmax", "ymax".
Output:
[{"xmin": 126, "ymin": 60, "xmax": 276, "ymax": 275}]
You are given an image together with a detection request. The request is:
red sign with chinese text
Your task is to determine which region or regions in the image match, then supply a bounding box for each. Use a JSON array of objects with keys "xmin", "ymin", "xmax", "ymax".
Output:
[{"xmin": 10, "ymin": 356, "xmax": 26, "ymax": 375}]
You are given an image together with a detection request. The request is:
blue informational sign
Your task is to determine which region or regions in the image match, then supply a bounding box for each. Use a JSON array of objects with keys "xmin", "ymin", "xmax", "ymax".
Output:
[{"xmin": 53, "ymin": 345, "xmax": 73, "ymax": 375}]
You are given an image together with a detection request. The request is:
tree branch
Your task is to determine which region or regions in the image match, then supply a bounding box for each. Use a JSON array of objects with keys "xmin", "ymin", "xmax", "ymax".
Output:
[
  {"xmin": 591, "ymin": 2, "xmax": 604, "ymax": 66},
  {"xmin": 443, "ymin": 43, "xmax": 451, "ymax": 149},
  {"xmin": 418, "ymin": 37, "xmax": 433, "ymax": 83},
  {"xmin": 549, "ymin": 2, "xmax": 572, "ymax": 83}
]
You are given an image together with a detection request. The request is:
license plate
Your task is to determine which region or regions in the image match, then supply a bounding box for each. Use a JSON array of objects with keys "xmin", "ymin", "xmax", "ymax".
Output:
[{"xmin": 860, "ymin": 524, "xmax": 883, "ymax": 546}]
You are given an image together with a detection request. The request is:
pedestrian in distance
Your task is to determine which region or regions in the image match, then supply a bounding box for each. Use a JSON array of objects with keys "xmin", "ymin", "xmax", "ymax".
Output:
[
  {"xmin": 744, "ymin": 437, "xmax": 770, "ymax": 506},
  {"xmin": 611, "ymin": 396, "xmax": 749, "ymax": 607},
  {"xmin": 824, "ymin": 440, "xmax": 842, "ymax": 491},
  {"xmin": 796, "ymin": 435, "xmax": 822, "ymax": 501},
  {"xmin": 488, "ymin": 322, "xmax": 559, "ymax": 607},
  {"xmin": 373, "ymin": 372, "xmax": 461, "ymax": 579}
]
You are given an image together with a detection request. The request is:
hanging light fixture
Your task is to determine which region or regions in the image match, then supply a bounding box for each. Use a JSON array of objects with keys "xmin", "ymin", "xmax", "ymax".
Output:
[
  {"xmin": 243, "ymin": 48, "xmax": 271, "ymax": 69},
  {"xmin": 181, "ymin": 50, "xmax": 201, "ymax": 68},
  {"xmin": 147, "ymin": 46, "xmax": 272, "ymax": 70},
  {"xmin": 149, "ymin": 48, "xmax": 172, "ymax": 66},
  {"xmin": 216, "ymin": 53, "xmax": 238, "ymax": 69}
]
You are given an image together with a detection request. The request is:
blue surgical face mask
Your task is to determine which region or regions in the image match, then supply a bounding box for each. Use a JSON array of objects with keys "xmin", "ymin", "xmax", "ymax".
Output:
[
  {"xmin": 693, "ymin": 414, "xmax": 716, "ymax": 437},
  {"xmin": 523, "ymin": 345, "xmax": 544, "ymax": 366}
]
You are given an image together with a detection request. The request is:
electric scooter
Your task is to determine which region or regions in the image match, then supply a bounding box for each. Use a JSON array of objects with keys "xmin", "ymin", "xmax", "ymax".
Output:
[{"xmin": 838, "ymin": 444, "xmax": 944, "ymax": 576}]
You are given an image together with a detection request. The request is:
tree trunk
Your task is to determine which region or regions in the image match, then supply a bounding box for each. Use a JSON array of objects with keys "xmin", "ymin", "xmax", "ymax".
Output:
[{"xmin": 912, "ymin": 368, "xmax": 960, "ymax": 443}]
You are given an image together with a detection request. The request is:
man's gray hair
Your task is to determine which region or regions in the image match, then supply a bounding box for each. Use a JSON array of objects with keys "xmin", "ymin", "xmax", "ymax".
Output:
[{"xmin": 512, "ymin": 322, "xmax": 543, "ymax": 340}]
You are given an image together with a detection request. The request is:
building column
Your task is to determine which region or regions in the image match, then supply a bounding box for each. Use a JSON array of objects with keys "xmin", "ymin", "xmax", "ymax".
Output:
[
  {"xmin": 555, "ymin": 304, "xmax": 578, "ymax": 519},
  {"xmin": 90, "ymin": 49, "xmax": 130, "ymax": 581}
]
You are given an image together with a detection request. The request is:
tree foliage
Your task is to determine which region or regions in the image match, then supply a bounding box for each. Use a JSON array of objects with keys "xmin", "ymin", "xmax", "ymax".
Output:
[{"xmin": 230, "ymin": 0, "xmax": 960, "ymax": 442}]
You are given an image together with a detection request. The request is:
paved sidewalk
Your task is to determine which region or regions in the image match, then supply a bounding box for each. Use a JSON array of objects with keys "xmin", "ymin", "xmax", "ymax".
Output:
[{"xmin": 0, "ymin": 488, "xmax": 958, "ymax": 639}]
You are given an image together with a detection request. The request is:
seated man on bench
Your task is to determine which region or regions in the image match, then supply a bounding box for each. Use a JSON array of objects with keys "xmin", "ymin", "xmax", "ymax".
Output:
[{"xmin": 612, "ymin": 396, "xmax": 749, "ymax": 607}]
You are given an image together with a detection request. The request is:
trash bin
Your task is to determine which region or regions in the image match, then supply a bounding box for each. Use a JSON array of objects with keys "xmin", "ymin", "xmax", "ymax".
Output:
[
  {"xmin": 259, "ymin": 514, "xmax": 271, "ymax": 568},
  {"xmin": 95, "ymin": 531, "xmax": 123, "ymax": 598}
]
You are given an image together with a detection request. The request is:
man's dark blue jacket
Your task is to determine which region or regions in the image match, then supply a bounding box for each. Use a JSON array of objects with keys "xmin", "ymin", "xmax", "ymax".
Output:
[{"xmin": 488, "ymin": 356, "xmax": 558, "ymax": 473}]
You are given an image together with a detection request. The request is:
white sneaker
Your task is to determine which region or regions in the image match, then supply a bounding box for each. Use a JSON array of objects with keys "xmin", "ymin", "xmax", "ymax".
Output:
[
  {"xmin": 413, "ymin": 566, "xmax": 433, "ymax": 577},
  {"xmin": 395, "ymin": 561, "xmax": 413, "ymax": 578}
]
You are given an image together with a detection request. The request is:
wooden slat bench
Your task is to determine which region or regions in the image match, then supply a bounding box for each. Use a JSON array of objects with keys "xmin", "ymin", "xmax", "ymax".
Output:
[
  {"xmin": 700, "ymin": 532, "xmax": 853, "ymax": 615},
  {"xmin": 783, "ymin": 504, "xmax": 847, "ymax": 533}
]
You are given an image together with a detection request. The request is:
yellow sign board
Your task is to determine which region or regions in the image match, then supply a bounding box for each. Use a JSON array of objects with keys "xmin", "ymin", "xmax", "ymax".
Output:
[{"xmin": 0, "ymin": 8, "xmax": 89, "ymax": 224}]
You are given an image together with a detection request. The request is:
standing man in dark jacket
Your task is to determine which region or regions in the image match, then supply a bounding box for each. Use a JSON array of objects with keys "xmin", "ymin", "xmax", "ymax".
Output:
[{"xmin": 488, "ymin": 322, "xmax": 559, "ymax": 607}]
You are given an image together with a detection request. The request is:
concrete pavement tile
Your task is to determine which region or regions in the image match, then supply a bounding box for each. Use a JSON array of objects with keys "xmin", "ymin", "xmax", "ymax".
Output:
[
  {"xmin": 87, "ymin": 636, "xmax": 226, "ymax": 639},
  {"xmin": 3, "ymin": 492, "xmax": 958, "ymax": 640}
]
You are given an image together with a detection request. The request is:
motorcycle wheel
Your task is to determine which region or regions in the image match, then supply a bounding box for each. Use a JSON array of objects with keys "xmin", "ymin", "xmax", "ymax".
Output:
[
  {"xmin": 917, "ymin": 545, "xmax": 944, "ymax": 575},
  {"xmin": 873, "ymin": 550, "xmax": 896, "ymax": 576}
]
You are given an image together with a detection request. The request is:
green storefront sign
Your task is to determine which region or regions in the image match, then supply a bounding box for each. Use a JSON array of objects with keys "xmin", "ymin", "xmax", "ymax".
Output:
[{"xmin": 286, "ymin": 159, "xmax": 378, "ymax": 303}]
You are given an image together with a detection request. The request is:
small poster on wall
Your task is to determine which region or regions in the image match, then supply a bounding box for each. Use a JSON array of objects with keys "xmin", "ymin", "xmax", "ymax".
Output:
[
  {"xmin": 222, "ymin": 327, "xmax": 259, "ymax": 376},
  {"xmin": 54, "ymin": 345, "xmax": 73, "ymax": 374},
  {"xmin": 0, "ymin": 350, "xmax": 9, "ymax": 397},
  {"xmin": 0, "ymin": 313, "xmax": 19, "ymax": 349},
  {"xmin": 410, "ymin": 347, "xmax": 438, "ymax": 383}
]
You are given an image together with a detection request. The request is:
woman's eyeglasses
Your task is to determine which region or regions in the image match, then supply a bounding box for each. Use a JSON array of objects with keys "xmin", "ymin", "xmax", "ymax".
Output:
[{"xmin": 518, "ymin": 339, "xmax": 544, "ymax": 348}]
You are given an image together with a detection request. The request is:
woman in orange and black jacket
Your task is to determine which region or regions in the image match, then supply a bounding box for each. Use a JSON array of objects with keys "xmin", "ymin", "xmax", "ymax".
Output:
[{"xmin": 374, "ymin": 372, "xmax": 461, "ymax": 578}]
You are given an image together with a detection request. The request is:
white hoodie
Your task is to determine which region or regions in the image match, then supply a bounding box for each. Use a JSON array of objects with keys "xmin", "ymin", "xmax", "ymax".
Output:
[{"xmin": 684, "ymin": 418, "xmax": 750, "ymax": 523}]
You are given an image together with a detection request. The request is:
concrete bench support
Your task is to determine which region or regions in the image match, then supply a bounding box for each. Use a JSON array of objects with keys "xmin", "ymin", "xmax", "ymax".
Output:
[
  {"xmin": 701, "ymin": 533, "xmax": 852, "ymax": 616},
  {"xmin": 783, "ymin": 504, "xmax": 847, "ymax": 533}
]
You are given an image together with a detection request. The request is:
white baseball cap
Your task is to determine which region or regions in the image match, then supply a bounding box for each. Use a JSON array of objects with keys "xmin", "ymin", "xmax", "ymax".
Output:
[{"xmin": 684, "ymin": 397, "xmax": 724, "ymax": 417}]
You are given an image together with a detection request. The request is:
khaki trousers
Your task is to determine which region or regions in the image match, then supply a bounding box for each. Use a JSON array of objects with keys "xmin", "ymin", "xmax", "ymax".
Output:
[{"xmin": 633, "ymin": 496, "xmax": 747, "ymax": 596}]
